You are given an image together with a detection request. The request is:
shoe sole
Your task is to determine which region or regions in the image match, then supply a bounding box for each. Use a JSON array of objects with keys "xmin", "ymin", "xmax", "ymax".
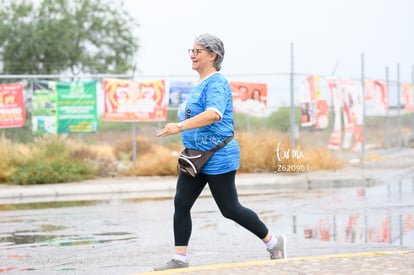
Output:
[{"xmin": 279, "ymin": 234, "xmax": 287, "ymax": 258}]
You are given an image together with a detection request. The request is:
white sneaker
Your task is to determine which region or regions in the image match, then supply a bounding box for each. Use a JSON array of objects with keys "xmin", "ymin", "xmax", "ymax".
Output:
[{"xmin": 267, "ymin": 234, "xmax": 287, "ymax": 259}]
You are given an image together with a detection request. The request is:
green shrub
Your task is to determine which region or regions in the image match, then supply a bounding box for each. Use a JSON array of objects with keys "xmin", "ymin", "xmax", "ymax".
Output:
[
  {"xmin": 0, "ymin": 125, "xmax": 34, "ymax": 144},
  {"xmin": 6, "ymin": 135, "xmax": 96, "ymax": 185},
  {"xmin": 7, "ymin": 157, "xmax": 95, "ymax": 185}
]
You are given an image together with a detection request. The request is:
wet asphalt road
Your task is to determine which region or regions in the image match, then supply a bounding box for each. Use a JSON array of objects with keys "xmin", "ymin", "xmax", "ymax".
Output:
[{"xmin": 0, "ymin": 177, "xmax": 413, "ymax": 274}]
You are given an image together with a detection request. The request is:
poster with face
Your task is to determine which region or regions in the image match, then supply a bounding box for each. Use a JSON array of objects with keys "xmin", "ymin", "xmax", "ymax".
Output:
[
  {"xmin": 230, "ymin": 82, "xmax": 269, "ymax": 117},
  {"xmin": 103, "ymin": 79, "xmax": 166, "ymax": 121}
]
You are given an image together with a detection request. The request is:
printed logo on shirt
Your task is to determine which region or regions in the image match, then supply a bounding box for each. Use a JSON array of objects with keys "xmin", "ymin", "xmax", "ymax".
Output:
[
  {"xmin": 195, "ymin": 135, "xmax": 222, "ymax": 146},
  {"xmin": 186, "ymin": 109, "xmax": 191, "ymax": 119}
]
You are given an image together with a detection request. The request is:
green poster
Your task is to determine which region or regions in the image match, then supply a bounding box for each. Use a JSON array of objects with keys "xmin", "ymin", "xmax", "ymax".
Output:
[
  {"xmin": 56, "ymin": 81, "xmax": 98, "ymax": 134},
  {"xmin": 32, "ymin": 81, "xmax": 58, "ymax": 134}
]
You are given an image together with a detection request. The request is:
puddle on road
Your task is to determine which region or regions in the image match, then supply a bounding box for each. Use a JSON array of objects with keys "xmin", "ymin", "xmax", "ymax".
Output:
[
  {"xmin": 195, "ymin": 177, "xmax": 414, "ymax": 248},
  {"xmin": 0, "ymin": 230, "xmax": 137, "ymax": 248},
  {"xmin": 290, "ymin": 210, "xmax": 414, "ymax": 248},
  {"xmin": 0, "ymin": 200, "xmax": 139, "ymax": 248},
  {"xmin": 0, "ymin": 220, "xmax": 136, "ymax": 248},
  {"xmin": 264, "ymin": 177, "xmax": 414, "ymax": 248},
  {"xmin": 0, "ymin": 176, "xmax": 412, "ymax": 250},
  {"xmin": 0, "ymin": 201, "xmax": 99, "ymax": 212}
]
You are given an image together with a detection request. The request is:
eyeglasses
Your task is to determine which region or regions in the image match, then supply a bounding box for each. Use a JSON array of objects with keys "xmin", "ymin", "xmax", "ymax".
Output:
[{"xmin": 188, "ymin": 48, "xmax": 208, "ymax": 56}]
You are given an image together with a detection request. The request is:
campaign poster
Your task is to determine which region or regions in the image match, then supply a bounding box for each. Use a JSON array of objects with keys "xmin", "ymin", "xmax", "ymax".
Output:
[
  {"xmin": 56, "ymin": 81, "xmax": 98, "ymax": 134},
  {"xmin": 32, "ymin": 81, "xmax": 58, "ymax": 134},
  {"xmin": 230, "ymin": 81, "xmax": 269, "ymax": 117},
  {"xmin": 327, "ymin": 78, "xmax": 341, "ymax": 150},
  {"xmin": 169, "ymin": 81, "xmax": 193, "ymax": 107},
  {"xmin": 103, "ymin": 79, "xmax": 167, "ymax": 121},
  {"xmin": 402, "ymin": 83, "xmax": 414, "ymax": 112},
  {"xmin": 341, "ymin": 80, "xmax": 363, "ymax": 151},
  {"xmin": 300, "ymin": 78, "xmax": 315, "ymax": 127},
  {"xmin": 307, "ymin": 75, "xmax": 321, "ymax": 99},
  {"xmin": 0, "ymin": 82, "xmax": 26, "ymax": 129},
  {"xmin": 300, "ymin": 75, "xmax": 323, "ymax": 127},
  {"xmin": 315, "ymin": 99, "xmax": 329, "ymax": 129},
  {"xmin": 364, "ymin": 79, "xmax": 388, "ymax": 116}
]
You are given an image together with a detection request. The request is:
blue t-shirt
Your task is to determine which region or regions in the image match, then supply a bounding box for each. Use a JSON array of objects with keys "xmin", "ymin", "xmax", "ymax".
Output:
[{"xmin": 178, "ymin": 73, "xmax": 240, "ymax": 175}]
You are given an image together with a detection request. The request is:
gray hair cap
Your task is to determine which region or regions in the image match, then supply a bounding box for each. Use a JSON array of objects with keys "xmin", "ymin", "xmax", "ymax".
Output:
[{"xmin": 194, "ymin": 33, "xmax": 225, "ymax": 71}]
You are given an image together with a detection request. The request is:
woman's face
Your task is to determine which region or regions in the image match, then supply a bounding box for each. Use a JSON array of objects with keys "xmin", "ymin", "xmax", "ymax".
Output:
[
  {"xmin": 189, "ymin": 43, "xmax": 215, "ymax": 72},
  {"xmin": 253, "ymin": 90, "xmax": 260, "ymax": 100}
]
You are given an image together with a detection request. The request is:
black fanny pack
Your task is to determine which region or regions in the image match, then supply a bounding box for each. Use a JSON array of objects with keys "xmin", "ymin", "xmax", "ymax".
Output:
[{"xmin": 177, "ymin": 136, "xmax": 234, "ymax": 177}]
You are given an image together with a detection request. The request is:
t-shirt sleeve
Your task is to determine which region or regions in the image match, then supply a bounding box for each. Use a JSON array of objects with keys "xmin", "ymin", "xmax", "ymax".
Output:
[{"xmin": 205, "ymin": 82, "xmax": 227, "ymax": 119}]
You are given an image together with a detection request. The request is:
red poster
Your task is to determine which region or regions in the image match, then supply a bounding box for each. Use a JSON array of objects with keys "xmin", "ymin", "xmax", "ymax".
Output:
[
  {"xmin": 103, "ymin": 79, "xmax": 167, "ymax": 121},
  {"xmin": 230, "ymin": 81, "xmax": 269, "ymax": 117},
  {"xmin": 0, "ymin": 82, "xmax": 26, "ymax": 128}
]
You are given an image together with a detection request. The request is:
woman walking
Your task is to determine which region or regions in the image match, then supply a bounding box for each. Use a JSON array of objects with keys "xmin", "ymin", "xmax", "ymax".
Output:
[{"xmin": 155, "ymin": 33, "xmax": 286, "ymax": 271}]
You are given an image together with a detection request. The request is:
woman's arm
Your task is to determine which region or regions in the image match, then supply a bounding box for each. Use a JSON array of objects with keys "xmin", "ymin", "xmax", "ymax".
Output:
[{"xmin": 156, "ymin": 109, "xmax": 220, "ymax": 138}]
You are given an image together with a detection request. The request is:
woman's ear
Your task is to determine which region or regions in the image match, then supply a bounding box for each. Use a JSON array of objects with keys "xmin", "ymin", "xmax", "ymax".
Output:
[{"xmin": 209, "ymin": 52, "xmax": 217, "ymax": 62}]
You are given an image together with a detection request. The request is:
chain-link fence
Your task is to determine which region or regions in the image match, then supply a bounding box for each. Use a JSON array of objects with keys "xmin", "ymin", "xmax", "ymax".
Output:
[{"xmin": 1, "ymin": 71, "xmax": 414, "ymax": 152}]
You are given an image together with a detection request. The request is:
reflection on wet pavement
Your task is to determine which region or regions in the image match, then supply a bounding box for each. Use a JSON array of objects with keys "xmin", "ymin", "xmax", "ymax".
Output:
[
  {"xmin": 0, "ymin": 176, "xmax": 412, "ymax": 271},
  {"xmin": 257, "ymin": 177, "xmax": 414, "ymax": 248},
  {"xmin": 0, "ymin": 201, "xmax": 139, "ymax": 249},
  {"xmin": 0, "ymin": 201, "xmax": 99, "ymax": 212},
  {"xmin": 0, "ymin": 230, "xmax": 137, "ymax": 248},
  {"xmin": 304, "ymin": 179, "xmax": 413, "ymax": 248},
  {"xmin": 189, "ymin": 176, "xmax": 414, "ymax": 248}
]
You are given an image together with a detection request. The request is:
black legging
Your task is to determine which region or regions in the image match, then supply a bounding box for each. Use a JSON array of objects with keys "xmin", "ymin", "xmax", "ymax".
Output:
[{"xmin": 173, "ymin": 170, "xmax": 269, "ymax": 246}]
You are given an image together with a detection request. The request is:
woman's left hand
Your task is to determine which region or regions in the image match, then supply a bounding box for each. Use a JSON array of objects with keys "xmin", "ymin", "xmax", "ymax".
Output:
[{"xmin": 156, "ymin": 123, "xmax": 181, "ymax": 137}]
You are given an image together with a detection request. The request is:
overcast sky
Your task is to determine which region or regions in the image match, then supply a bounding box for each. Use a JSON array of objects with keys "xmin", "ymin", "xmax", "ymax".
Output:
[{"xmin": 124, "ymin": 0, "xmax": 414, "ymax": 82}]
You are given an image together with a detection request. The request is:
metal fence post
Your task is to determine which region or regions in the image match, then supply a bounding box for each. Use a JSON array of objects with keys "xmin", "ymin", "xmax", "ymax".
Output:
[
  {"xmin": 397, "ymin": 63, "xmax": 402, "ymax": 149},
  {"xmin": 385, "ymin": 66, "xmax": 390, "ymax": 150},
  {"xmin": 290, "ymin": 42, "xmax": 296, "ymax": 148},
  {"xmin": 361, "ymin": 53, "xmax": 366, "ymax": 163}
]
